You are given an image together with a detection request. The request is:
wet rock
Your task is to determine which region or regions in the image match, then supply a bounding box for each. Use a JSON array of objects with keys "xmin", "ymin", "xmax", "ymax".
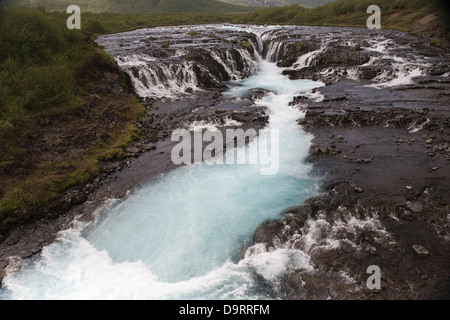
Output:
[
  {"xmin": 243, "ymin": 88, "xmax": 270, "ymax": 100},
  {"xmin": 354, "ymin": 187, "xmax": 363, "ymax": 193},
  {"xmin": 289, "ymin": 95, "xmax": 309, "ymax": 106},
  {"xmin": 310, "ymin": 46, "xmax": 370, "ymax": 69},
  {"xmin": 412, "ymin": 245, "xmax": 429, "ymax": 257},
  {"xmin": 145, "ymin": 145, "xmax": 156, "ymax": 151},
  {"xmin": 410, "ymin": 201, "xmax": 424, "ymax": 213},
  {"xmin": 253, "ymin": 219, "xmax": 284, "ymax": 246},
  {"xmin": 5, "ymin": 235, "xmax": 20, "ymax": 246}
]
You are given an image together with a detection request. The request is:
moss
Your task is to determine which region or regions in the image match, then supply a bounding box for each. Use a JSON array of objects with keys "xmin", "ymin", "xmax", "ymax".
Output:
[
  {"xmin": 187, "ymin": 31, "xmax": 198, "ymax": 36},
  {"xmin": 431, "ymin": 38, "xmax": 442, "ymax": 47},
  {"xmin": 239, "ymin": 41, "xmax": 254, "ymax": 55},
  {"xmin": 161, "ymin": 42, "xmax": 170, "ymax": 48}
]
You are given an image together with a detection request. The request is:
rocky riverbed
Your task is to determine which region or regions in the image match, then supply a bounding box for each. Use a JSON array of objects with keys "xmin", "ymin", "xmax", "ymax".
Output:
[{"xmin": 1, "ymin": 25, "xmax": 449, "ymax": 299}]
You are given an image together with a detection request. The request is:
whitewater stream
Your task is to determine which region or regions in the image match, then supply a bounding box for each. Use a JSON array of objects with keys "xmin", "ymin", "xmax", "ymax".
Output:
[{"xmin": 0, "ymin": 26, "xmax": 329, "ymax": 299}]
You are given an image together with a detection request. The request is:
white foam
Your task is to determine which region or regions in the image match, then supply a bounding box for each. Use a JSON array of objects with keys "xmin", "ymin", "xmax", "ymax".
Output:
[
  {"xmin": 346, "ymin": 68, "xmax": 360, "ymax": 81},
  {"xmin": 408, "ymin": 118, "xmax": 430, "ymax": 133},
  {"xmin": 188, "ymin": 120, "xmax": 220, "ymax": 132},
  {"xmin": 243, "ymin": 243, "xmax": 312, "ymax": 282},
  {"xmin": 223, "ymin": 116, "xmax": 243, "ymax": 127},
  {"xmin": 369, "ymin": 66, "xmax": 425, "ymax": 88},
  {"xmin": 304, "ymin": 90, "xmax": 324, "ymax": 102},
  {"xmin": 293, "ymin": 46, "xmax": 325, "ymax": 70}
]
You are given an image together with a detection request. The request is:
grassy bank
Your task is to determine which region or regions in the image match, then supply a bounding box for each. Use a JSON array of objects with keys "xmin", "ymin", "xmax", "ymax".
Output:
[
  {"xmin": 0, "ymin": 8, "xmax": 145, "ymax": 229},
  {"xmin": 76, "ymin": 0, "xmax": 449, "ymax": 46},
  {"xmin": 81, "ymin": 11, "xmax": 247, "ymax": 34},
  {"xmin": 233, "ymin": 0, "xmax": 449, "ymax": 45},
  {"xmin": 0, "ymin": 0, "xmax": 256, "ymax": 13}
]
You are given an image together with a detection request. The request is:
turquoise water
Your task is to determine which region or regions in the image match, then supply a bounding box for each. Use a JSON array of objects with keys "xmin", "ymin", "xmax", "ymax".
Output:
[{"xmin": 0, "ymin": 57, "xmax": 324, "ymax": 300}]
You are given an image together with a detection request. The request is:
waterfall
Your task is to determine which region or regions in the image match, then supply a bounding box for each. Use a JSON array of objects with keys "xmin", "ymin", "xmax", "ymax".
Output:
[
  {"xmin": 265, "ymin": 41, "xmax": 284, "ymax": 62},
  {"xmin": 116, "ymin": 48, "xmax": 258, "ymax": 98},
  {"xmin": 293, "ymin": 46, "xmax": 325, "ymax": 69}
]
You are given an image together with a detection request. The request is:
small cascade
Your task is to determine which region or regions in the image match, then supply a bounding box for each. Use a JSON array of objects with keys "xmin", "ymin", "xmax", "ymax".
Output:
[
  {"xmin": 117, "ymin": 48, "xmax": 258, "ymax": 98},
  {"xmin": 293, "ymin": 46, "xmax": 325, "ymax": 69},
  {"xmin": 120, "ymin": 60, "xmax": 200, "ymax": 98},
  {"xmin": 264, "ymin": 41, "xmax": 284, "ymax": 62}
]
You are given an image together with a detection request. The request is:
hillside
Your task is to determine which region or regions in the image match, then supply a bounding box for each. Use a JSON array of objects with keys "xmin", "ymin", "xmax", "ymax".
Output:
[
  {"xmin": 0, "ymin": 0, "xmax": 255, "ymax": 13},
  {"xmin": 218, "ymin": 0, "xmax": 336, "ymax": 8},
  {"xmin": 235, "ymin": 0, "xmax": 450, "ymax": 47},
  {"xmin": 0, "ymin": 8, "xmax": 146, "ymax": 230}
]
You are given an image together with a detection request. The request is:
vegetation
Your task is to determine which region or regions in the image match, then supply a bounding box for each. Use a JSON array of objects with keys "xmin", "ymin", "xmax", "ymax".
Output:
[
  {"xmin": 218, "ymin": 0, "xmax": 337, "ymax": 8},
  {"xmin": 240, "ymin": 41, "xmax": 255, "ymax": 55},
  {"xmin": 234, "ymin": 0, "xmax": 449, "ymax": 42},
  {"xmin": 0, "ymin": 0, "xmax": 255, "ymax": 13},
  {"xmin": 0, "ymin": 8, "xmax": 145, "ymax": 228},
  {"xmin": 81, "ymin": 12, "xmax": 247, "ymax": 34}
]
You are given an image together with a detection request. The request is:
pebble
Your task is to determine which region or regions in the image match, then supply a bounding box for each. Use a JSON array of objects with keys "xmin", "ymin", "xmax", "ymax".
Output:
[
  {"xmin": 406, "ymin": 185, "xmax": 413, "ymax": 190},
  {"xmin": 410, "ymin": 201, "xmax": 423, "ymax": 213},
  {"xmin": 412, "ymin": 245, "xmax": 429, "ymax": 257},
  {"xmin": 426, "ymin": 138, "xmax": 433, "ymax": 144}
]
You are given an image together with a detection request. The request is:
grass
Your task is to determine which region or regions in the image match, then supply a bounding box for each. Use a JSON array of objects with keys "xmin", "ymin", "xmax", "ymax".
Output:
[
  {"xmin": 0, "ymin": 0, "xmax": 256, "ymax": 13},
  {"xmin": 0, "ymin": 8, "xmax": 146, "ymax": 229},
  {"xmin": 232, "ymin": 0, "xmax": 449, "ymax": 43},
  {"xmin": 81, "ymin": 12, "xmax": 248, "ymax": 35}
]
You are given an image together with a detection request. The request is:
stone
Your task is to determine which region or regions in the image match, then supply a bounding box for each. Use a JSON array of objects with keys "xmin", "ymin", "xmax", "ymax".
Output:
[
  {"xmin": 412, "ymin": 245, "xmax": 429, "ymax": 257},
  {"xmin": 431, "ymin": 167, "xmax": 439, "ymax": 171},
  {"xmin": 426, "ymin": 138, "xmax": 433, "ymax": 144},
  {"xmin": 127, "ymin": 147, "xmax": 139, "ymax": 155},
  {"xmin": 410, "ymin": 201, "xmax": 423, "ymax": 213},
  {"xmin": 406, "ymin": 186, "xmax": 413, "ymax": 190}
]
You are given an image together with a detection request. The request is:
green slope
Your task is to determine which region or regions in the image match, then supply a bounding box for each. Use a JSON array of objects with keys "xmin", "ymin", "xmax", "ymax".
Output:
[
  {"xmin": 218, "ymin": 0, "xmax": 337, "ymax": 8},
  {"xmin": 0, "ymin": 0, "xmax": 255, "ymax": 13},
  {"xmin": 155, "ymin": 0, "xmax": 252, "ymax": 12}
]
